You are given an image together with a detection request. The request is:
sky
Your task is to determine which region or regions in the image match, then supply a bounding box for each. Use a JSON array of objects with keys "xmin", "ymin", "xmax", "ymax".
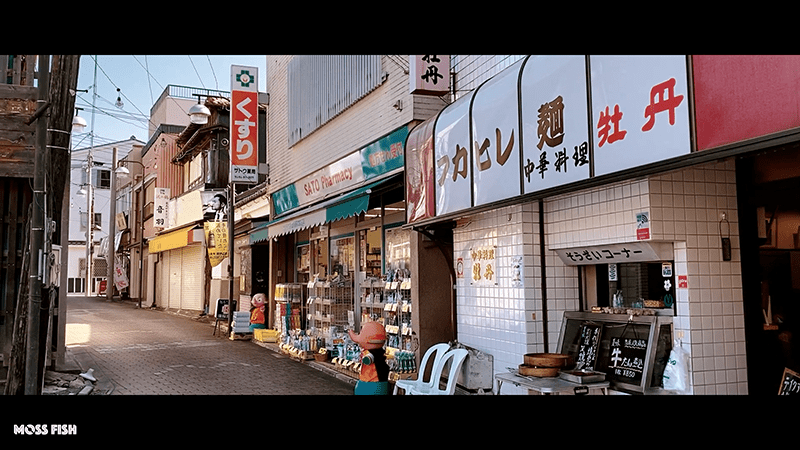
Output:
[{"xmin": 71, "ymin": 55, "xmax": 267, "ymax": 151}]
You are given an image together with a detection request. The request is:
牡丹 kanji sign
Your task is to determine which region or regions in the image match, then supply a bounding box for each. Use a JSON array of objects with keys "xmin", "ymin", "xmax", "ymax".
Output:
[
  {"xmin": 470, "ymin": 245, "xmax": 497, "ymax": 286},
  {"xmin": 230, "ymin": 65, "xmax": 258, "ymax": 184},
  {"xmin": 410, "ymin": 55, "xmax": 450, "ymax": 96}
]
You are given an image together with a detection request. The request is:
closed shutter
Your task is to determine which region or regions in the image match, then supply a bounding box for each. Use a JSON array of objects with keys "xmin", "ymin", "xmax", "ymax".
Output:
[
  {"xmin": 158, "ymin": 251, "xmax": 170, "ymax": 308},
  {"xmin": 168, "ymin": 249, "xmax": 182, "ymax": 310},
  {"xmin": 180, "ymin": 245, "xmax": 204, "ymax": 311}
]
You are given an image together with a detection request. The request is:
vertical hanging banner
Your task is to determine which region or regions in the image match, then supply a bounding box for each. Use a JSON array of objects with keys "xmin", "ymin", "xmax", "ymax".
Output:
[
  {"xmin": 230, "ymin": 65, "xmax": 259, "ymax": 184},
  {"xmin": 205, "ymin": 221, "xmax": 229, "ymax": 267}
]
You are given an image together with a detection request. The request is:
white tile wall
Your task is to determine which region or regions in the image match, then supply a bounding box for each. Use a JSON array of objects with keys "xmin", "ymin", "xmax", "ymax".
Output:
[{"xmin": 453, "ymin": 158, "xmax": 747, "ymax": 395}]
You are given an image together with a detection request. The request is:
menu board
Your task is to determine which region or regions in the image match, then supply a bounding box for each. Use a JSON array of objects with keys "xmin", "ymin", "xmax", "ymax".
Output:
[
  {"xmin": 576, "ymin": 322, "xmax": 603, "ymax": 370},
  {"xmin": 601, "ymin": 323, "xmax": 650, "ymax": 385},
  {"xmin": 779, "ymin": 368, "xmax": 800, "ymax": 395},
  {"xmin": 558, "ymin": 311, "xmax": 673, "ymax": 394}
]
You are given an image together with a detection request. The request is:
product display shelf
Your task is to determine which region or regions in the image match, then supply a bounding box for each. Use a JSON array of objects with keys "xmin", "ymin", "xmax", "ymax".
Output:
[
  {"xmin": 274, "ymin": 283, "xmax": 306, "ymax": 334},
  {"xmin": 383, "ymin": 278, "xmax": 413, "ymax": 352},
  {"xmin": 359, "ymin": 278, "xmax": 386, "ymax": 325}
]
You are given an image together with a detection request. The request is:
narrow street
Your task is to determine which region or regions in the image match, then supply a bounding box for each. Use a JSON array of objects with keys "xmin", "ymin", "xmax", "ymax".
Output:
[{"xmin": 63, "ymin": 295, "xmax": 354, "ymax": 396}]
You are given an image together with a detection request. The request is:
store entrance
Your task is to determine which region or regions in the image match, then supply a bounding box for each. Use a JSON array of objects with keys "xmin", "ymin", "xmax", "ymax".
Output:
[{"xmin": 737, "ymin": 145, "xmax": 800, "ymax": 395}]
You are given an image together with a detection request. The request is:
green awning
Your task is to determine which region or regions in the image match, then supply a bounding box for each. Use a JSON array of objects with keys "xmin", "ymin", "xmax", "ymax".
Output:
[
  {"xmin": 264, "ymin": 173, "xmax": 401, "ymax": 241},
  {"xmin": 249, "ymin": 227, "xmax": 270, "ymax": 245},
  {"xmin": 326, "ymin": 193, "xmax": 370, "ymax": 222}
]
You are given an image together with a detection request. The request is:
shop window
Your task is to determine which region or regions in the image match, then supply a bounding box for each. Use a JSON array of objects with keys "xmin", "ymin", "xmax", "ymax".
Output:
[
  {"xmin": 331, "ymin": 235, "xmax": 355, "ymax": 278},
  {"xmin": 589, "ymin": 262, "xmax": 676, "ymax": 312},
  {"xmin": 297, "ymin": 243, "xmax": 310, "ymax": 280},
  {"xmin": 359, "ymin": 227, "xmax": 382, "ymax": 278},
  {"xmin": 385, "ymin": 226, "xmax": 411, "ymax": 281}
]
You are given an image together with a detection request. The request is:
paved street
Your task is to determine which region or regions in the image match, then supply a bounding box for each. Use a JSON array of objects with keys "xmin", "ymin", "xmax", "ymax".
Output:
[{"xmin": 64, "ymin": 295, "xmax": 354, "ymax": 395}]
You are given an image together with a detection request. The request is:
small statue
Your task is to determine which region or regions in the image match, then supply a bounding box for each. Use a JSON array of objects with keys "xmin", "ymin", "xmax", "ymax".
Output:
[
  {"xmin": 249, "ymin": 293, "xmax": 267, "ymax": 332},
  {"xmin": 348, "ymin": 321, "xmax": 390, "ymax": 395}
]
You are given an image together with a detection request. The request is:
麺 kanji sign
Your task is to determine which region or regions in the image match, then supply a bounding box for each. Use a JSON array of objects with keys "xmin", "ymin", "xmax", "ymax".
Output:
[{"xmin": 230, "ymin": 65, "xmax": 258, "ymax": 184}]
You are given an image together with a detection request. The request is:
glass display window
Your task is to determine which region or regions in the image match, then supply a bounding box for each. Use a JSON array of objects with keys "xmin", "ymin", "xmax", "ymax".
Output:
[
  {"xmin": 359, "ymin": 227, "xmax": 383, "ymax": 277},
  {"xmin": 586, "ymin": 261, "xmax": 676, "ymax": 312},
  {"xmin": 331, "ymin": 235, "xmax": 355, "ymax": 278},
  {"xmin": 385, "ymin": 226, "xmax": 411, "ymax": 281}
]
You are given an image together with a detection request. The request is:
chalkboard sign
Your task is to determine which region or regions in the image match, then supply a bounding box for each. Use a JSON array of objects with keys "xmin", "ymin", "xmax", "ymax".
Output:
[
  {"xmin": 558, "ymin": 312, "xmax": 672, "ymax": 393},
  {"xmin": 779, "ymin": 368, "xmax": 800, "ymax": 395},
  {"xmin": 215, "ymin": 298, "xmax": 232, "ymax": 320},
  {"xmin": 602, "ymin": 323, "xmax": 649, "ymax": 385},
  {"xmin": 576, "ymin": 322, "xmax": 603, "ymax": 370}
]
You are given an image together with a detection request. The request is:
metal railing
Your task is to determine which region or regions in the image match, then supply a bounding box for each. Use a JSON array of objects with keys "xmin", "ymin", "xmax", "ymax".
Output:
[{"xmin": 150, "ymin": 84, "xmax": 229, "ymax": 115}]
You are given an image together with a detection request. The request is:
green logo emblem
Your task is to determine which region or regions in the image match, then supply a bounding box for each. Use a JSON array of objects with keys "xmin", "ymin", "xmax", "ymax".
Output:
[{"xmin": 236, "ymin": 70, "xmax": 254, "ymax": 88}]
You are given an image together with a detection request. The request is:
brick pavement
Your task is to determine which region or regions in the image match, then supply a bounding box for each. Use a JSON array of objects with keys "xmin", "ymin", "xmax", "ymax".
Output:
[{"xmin": 64, "ymin": 295, "xmax": 354, "ymax": 395}]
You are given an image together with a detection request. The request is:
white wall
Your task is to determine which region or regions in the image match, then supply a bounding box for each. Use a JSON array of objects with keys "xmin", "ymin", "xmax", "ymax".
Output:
[{"xmin": 452, "ymin": 159, "xmax": 747, "ymax": 395}]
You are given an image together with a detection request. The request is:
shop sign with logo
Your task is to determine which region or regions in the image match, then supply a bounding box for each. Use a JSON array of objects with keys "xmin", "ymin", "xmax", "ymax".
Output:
[
  {"xmin": 272, "ymin": 125, "xmax": 409, "ymax": 217},
  {"xmin": 230, "ymin": 65, "xmax": 259, "ymax": 184},
  {"xmin": 408, "ymin": 55, "xmax": 691, "ymax": 224}
]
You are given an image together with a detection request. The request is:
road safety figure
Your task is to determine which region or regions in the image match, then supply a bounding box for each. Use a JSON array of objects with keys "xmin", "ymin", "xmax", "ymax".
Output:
[{"xmin": 348, "ymin": 321, "xmax": 390, "ymax": 395}]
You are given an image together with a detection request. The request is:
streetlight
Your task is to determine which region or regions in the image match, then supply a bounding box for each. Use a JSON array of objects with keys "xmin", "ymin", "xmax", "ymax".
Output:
[
  {"xmin": 115, "ymin": 159, "xmax": 146, "ymax": 308},
  {"xmin": 188, "ymin": 95, "xmax": 211, "ymax": 125},
  {"xmin": 72, "ymin": 107, "xmax": 87, "ymax": 133}
]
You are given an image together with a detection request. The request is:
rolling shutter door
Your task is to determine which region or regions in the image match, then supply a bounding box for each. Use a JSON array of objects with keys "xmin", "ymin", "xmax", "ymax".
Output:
[
  {"xmin": 168, "ymin": 249, "xmax": 182, "ymax": 310},
  {"xmin": 180, "ymin": 245, "xmax": 204, "ymax": 311},
  {"xmin": 158, "ymin": 251, "xmax": 171, "ymax": 309}
]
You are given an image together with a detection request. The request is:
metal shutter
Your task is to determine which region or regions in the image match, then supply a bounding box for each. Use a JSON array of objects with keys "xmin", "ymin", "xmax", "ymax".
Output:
[
  {"xmin": 168, "ymin": 249, "xmax": 181, "ymax": 310},
  {"xmin": 158, "ymin": 251, "xmax": 170, "ymax": 309},
  {"xmin": 180, "ymin": 245, "xmax": 204, "ymax": 311}
]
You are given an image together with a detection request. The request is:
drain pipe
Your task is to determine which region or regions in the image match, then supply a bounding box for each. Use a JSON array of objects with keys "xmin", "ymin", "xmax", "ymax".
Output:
[{"xmin": 538, "ymin": 199, "xmax": 549, "ymax": 351}]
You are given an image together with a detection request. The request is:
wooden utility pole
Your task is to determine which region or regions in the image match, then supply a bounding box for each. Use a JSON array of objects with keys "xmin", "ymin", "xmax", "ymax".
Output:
[
  {"xmin": 24, "ymin": 54, "xmax": 49, "ymax": 394},
  {"xmin": 4, "ymin": 55, "xmax": 79, "ymax": 395}
]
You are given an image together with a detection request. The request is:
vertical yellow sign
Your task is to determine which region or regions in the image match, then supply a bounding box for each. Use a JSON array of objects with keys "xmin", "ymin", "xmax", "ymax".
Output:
[{"xmin": 204, "ymin": 221, "xmax": 228, "ymax": 267}]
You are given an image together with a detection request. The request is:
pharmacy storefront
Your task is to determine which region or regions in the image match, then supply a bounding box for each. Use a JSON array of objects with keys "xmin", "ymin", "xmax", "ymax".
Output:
[{"xmin": 405, "ymin": 55, "xmax": 748, "ymax": 394}]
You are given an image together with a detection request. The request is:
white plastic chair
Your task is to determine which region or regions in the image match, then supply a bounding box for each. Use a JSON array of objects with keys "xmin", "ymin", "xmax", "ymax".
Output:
[
  {"xmin": 407, "ymin": 348, "xmax": 469, "ymax": 395},
  {"xmin": 393, "ymin": 343, "xmax": 451, "ymax": 395}
]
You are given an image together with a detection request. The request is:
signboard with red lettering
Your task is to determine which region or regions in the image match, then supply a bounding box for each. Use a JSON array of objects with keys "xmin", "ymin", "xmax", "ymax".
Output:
[
  {"xmin": 590, "ymin": 55, "xmax": 690, "ymax": 177},
  {"xmin": 230, "ymin": 65, "xmax": 259, "ymax": 184}
]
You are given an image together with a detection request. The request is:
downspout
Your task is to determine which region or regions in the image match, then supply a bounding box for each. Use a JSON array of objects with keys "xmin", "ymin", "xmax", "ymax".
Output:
[{"xmin": 538, "ymin": 199, "xmax": 549, "ymax": 351}]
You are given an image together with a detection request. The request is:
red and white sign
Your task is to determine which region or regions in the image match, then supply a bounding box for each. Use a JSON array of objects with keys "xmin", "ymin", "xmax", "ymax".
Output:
[{"xmin": 230, "ymin": 65, "xmax": 259, "ymax": 184}]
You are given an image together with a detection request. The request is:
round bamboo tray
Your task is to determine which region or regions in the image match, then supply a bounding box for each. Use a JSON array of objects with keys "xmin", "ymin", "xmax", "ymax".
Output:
[
  {"xmin": 518, "ymin": 364, "xmax": 560, "ymax": 377},
  {"xmin": 523, "ymin": 353, "xmax": 574, "ymax": 368}
]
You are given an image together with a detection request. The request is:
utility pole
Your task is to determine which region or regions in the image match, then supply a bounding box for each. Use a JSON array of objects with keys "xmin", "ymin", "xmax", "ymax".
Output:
[
  {"xmin": 85, "ymin": 56, "xmax": 97, "ymax": 297},
  {"xmin": 107, "ymin": 147, "xmax": 117, "ymax": 300},
  {"xmin": 24, "ymin": 55, "xmax": 50, "ymax": 394}
]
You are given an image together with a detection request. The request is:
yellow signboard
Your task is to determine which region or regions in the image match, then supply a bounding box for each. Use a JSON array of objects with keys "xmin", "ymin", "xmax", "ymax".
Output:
[{"xmin": 149, "ymin": 225, "xmax": 194, "ymax": 253}]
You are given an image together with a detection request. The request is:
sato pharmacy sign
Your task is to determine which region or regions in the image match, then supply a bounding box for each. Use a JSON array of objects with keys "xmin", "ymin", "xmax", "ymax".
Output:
[
  {"xmin": 406, "ymin": 55, "xmax": 691, "ymax": 223},
  {"xmin": 272, "ymin": 126, "xmax": 409, "ymax": 216}
]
